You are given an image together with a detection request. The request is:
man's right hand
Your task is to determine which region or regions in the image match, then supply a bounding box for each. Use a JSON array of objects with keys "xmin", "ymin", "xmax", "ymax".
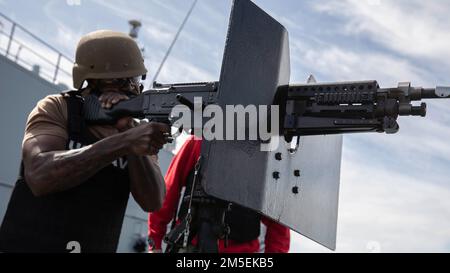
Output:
[{"xmin": 123, "ymin": 122, "xmax": 171, "ymax": 156}]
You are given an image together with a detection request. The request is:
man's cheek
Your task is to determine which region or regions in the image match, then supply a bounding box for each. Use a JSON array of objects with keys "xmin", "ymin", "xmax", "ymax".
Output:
[{"xmin": 121, "ymin": 84, "xmax": 140, "ymax": 95}]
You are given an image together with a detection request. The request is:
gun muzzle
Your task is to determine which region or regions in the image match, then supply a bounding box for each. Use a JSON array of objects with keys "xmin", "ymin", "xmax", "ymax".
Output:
[{"xmin": 421, "ymin": 86, "xmax": 450, "ymax": 99}]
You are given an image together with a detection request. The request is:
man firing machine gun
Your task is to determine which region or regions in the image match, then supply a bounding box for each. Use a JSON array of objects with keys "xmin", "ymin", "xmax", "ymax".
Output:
[{"xmin": 84, "ymin": 0, "xmax": 450, "ymax": 252}]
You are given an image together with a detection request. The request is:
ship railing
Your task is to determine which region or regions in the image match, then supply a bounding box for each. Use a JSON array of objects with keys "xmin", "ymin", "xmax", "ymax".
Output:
[{"xmin": 0, "ymin": 12, "xmax": 73, "ymax": 87}]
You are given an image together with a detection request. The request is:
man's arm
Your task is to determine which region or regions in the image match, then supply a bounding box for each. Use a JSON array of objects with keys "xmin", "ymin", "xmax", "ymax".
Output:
[
  {"xmin": 128, "ymin": 155, "xmax": 166, "ymax": 212},
  {"xmin": 23, "ymin": 122, "xmax": 168, "ymax": 200},
  {"xmin": 98, "ymin": 93, "xmax": 169, "ymax": 212}
]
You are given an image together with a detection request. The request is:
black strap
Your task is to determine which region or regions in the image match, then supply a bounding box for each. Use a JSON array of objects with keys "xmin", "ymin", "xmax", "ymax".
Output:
[{"xmin": 61, "ymin": 90, "xmax": 85, "ymax": 141}]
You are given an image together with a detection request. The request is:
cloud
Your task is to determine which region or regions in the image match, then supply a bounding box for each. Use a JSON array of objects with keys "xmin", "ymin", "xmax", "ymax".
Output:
[
  {"xmin": 311, "ymin": 0, "xmax": 450, "ymax": 73},
  {"xmin": 91, "ymin": 0, "xmax": 179, "ymax": 34},
  {"xmin": 289, "ymin": 38, "xmax": 430, "ymax": 85},
  {"xmin": 143, "ymin": 25, "xmax": 175, "ymax": 46},
  {"xmin": 36, "ymin": 0, "xmax": 221, "ymax": 87},
  {"xmin": 148, "ymin": 55, "xmax": 217, "ymax": 83},
  {"xmin": 42, "ymin": 1, "xmax": 106, "ymax": 55},
  {"xmin": 90, "ymin": 0, "xmax": 228, "ymax": 44},
  {"xmin": 87, "ymin": 0, "xmax": 227, "ymax": 84},
  {"xmin": 291, "ymin": 143, "xmax": 450, "ymax": 253}
]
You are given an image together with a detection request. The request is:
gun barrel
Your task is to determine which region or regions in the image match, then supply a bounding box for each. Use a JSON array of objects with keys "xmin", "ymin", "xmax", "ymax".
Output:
[{"xmin": 421, "ymin": 87, "xmax": 450, "ymax": 99}]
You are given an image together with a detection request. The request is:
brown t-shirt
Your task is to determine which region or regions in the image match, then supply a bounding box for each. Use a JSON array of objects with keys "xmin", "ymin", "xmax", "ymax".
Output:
[
  {"xmin": 23, "ymin": 94, "xmax": 159, "ymax": 164},
  {"xmin": 23, "ymin": 94, "xmax": 121, "ymax": 145}
]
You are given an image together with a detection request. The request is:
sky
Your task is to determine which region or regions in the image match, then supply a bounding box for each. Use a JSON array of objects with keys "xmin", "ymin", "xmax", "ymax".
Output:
[{"xmin": 1, "ymin": 0, "xmax": 450, "ymax": 253}]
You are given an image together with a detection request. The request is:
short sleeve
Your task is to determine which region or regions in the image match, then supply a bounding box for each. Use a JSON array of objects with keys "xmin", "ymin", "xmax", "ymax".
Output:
[{"xmin": 23, "ymin": 95, "xmax": 68, "ymax": 146}]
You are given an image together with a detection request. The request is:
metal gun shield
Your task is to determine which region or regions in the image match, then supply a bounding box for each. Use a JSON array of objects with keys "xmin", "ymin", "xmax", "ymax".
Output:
[{"xmin": 200, "ymin": 0, "xmax": 343, "ymax": 250}]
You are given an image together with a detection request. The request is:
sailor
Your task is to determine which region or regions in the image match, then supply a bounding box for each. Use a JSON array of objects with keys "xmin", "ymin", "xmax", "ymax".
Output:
[
  {"xmin": 148, "ymin": 136, "xmax": 291, "ymax": 253},
  {"xmin": 0, "ymin": 30, "xmax": 170, "ymax": 253}
]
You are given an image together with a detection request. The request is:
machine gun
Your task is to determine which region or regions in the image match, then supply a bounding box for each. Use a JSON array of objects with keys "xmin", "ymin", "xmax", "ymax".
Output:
[{"xmin": 83, "ymin": 81, "xmax": 450, "ymax": 138}]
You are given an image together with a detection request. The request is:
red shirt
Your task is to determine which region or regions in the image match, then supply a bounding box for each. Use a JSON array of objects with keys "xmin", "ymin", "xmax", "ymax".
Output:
[{"xmin": 148, "ymin": 136, "xmax": 290, "ymax": 253}]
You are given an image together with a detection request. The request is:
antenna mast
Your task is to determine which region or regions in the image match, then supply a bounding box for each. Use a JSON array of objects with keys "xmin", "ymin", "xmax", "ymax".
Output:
[{"xmin": 151, "ymin": 0, "xmax": 199, "ymax": 86}]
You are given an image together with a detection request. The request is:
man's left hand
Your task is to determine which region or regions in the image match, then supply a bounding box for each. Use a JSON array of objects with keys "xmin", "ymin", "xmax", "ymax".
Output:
[
  {"xmin": 98, "ymin": 91, "xmax": 129, "ymax": 109},
  {"xmin": 98, "ymin": 92, "xmax": 134, "ymax": 132}
]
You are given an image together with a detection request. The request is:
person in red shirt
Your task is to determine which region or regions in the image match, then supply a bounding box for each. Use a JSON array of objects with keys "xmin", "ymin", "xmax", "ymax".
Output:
[{"xmin": 148, "ymin": 135, "xmax": 291, "ymax": 253}]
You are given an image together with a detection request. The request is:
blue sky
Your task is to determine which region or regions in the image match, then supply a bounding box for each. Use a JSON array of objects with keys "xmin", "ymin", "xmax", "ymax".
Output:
[{"xmin": 1, "ymin": 0, "xmax": 450, "ymax": 252}]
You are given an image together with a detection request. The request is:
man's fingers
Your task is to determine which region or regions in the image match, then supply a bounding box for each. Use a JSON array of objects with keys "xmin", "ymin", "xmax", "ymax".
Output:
[
  {"xmin": 99, "ymin": 92, "xmax": 130, "ymax": 109},
  {"xmin": 163, "ymin": 132, "xmax": 174, "ymax": 144},
  {"xmin": 148, "ymin": 146, "xmax": 159, "ymax": 155},
  {"xmin": 99, "ymin": 94, "xmax": 107, "ymax": 108},
  {"xmin": 152, "ymin": 130, "xmax": 172, "ymax": 146},
  {"xmin": 99, "ymin": 93, "xmax": 113, "ymax": 109},
  {"xmin": 111, "ymin": 94, "xmax": 129, "ymax": 104},
  {"xmin": 150, "ymin": 122, "xmax": 171, "ymax": 133},
  {"xmin": 115, "ymin": 117, "xmax": 133, "ymax": 132},
  {"xmin": 105, "ymin": 93, "xmax": 116, "ymax": 109},
  {"xmin": 150, "ymin": 137, "xmax": 167, "ymax": 148},
  {"xmin": 151, "ymin": 143, "xmax": 164, "ymax": 150}
]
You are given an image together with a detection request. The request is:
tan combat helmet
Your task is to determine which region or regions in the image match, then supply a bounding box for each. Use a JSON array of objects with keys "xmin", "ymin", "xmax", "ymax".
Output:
[{"xmin": 73, "ymin": 30, "xmax": 147, "ymax": 90}]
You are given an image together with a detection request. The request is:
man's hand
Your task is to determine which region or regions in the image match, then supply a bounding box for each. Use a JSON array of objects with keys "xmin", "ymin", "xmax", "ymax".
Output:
[
  {"xmin": 124, "ymin": 122, "xmax": 171, "ymax": 156},
  {"xmin": 98, "ymin": 91, "xmax": 130, "ymax": 109},
  {"xmin": 98, "ymin": 91, "xmax": 134, "ymax": 132},
  {"xmin": 97, "ymin": 91, "xmax": 171, "ymax": 156}
]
